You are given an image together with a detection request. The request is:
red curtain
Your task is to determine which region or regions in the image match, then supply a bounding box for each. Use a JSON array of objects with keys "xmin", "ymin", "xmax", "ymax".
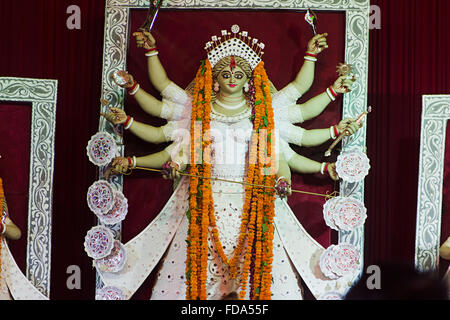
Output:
[
  {"xmin": 0, "ymin": 0, "xmax": 449, "ymax": 300},
  {"xmin": 0, "ymin": 0, "xmax": 106, "ymax": 299},
  {"xmin": 366, "ymin": 0, "xmax": 450, "ymax": 270}
]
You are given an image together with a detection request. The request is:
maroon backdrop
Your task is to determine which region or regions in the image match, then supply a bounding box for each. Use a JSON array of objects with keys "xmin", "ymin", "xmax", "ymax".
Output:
[{"xmin": 0, "ymin": 0, "xmax": 449, "ymax": 300}]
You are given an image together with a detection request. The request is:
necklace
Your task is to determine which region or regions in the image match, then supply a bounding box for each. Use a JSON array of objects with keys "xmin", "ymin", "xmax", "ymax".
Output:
[{"xmin": 214, "ymin": 99, "xmax": 246, "ymax": 110}]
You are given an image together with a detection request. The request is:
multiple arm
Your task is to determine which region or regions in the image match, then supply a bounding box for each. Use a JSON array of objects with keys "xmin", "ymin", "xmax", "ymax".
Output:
[{"xmin": 290, "ymin": 33, "xmax": 328, "ymax": 95}]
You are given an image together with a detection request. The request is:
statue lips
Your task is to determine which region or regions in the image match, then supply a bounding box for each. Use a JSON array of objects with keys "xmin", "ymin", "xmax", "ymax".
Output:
[{"xmin": 228, "ymin": 84, "xmax": 237, "ymax": 88}]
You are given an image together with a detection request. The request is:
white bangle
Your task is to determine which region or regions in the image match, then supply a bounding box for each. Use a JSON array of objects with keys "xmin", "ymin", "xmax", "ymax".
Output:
[
  {"xmin": 276, "ymin": 176, "xmax": 286, "ymax": 184},
  {"xmin": 1, "ymin": 222, "xmax": 6, "ymax": 235},
  {"xmin": 326, "ymin": 88, "xmax": 336, "ymax": 101},
  {"xmin": 304, "ymin": 56, "xmax": 317, "ymax": 62},
  {"xmin": 124, "ymin": 117, "xmax": 134, "ymax": 130},
  {"xmin": 320, "ymin": 162, "xmax": 327, "ymax": 175},
  {"xmin": 132, "ymin": 156, "xmax": 137, "ymax": 169},
  {"xmin": 129, "ymin": 84, "xmax": 140, "ymax": 96},
  {"xmin": 330, "ymin": 126, "xmax": 336, "ymax": 140},
  {"xmin": 145, "ymin": 51, "xmax": 159, "ymax": 57}
]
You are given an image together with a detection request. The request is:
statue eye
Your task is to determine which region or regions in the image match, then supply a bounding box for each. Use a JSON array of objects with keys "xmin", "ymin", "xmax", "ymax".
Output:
[
  {"xmin": 221, "ymin": 73, "xmax": 231, "ymax": 79},
  {"xmin": 234, "ymin": 73, "xmax": 243, "ymax": 80}
]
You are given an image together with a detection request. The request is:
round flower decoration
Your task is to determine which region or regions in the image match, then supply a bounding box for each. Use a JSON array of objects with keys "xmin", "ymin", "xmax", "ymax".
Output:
[
  {"xmin": 86, "ymin": 131, "xmax": 118, "ymax": 167},
  {"xmin": 334, "ymin": 197, "xmax": 367, "ymax": 231},
  {"xmin": 87, "ymin": 180, "xmax": 115, "ymax": 215},
  {"xmin": 319, "ymin": 243, "xmax": 360, "ymax": 280},
  {"xmin": 84, "ymin": 225, "xmax": 115, "ymax": 259},
  {"xmin": 95, "ymin": 286, "xmax": 126, "ymax": 300},
  {"xmin": 323, "ymin": 196, "xmax": 367, "ymax": 231},
  {"xmin": 97, "ymin": 190, "xmax": 128, "ymax": 225},
  {"xmin": 94, "ymin": 240, "xmax": 127, "ymax": 273},
  {"xmin": 335, "ymin": 150, "xmax": 370, "ymax": 183}
]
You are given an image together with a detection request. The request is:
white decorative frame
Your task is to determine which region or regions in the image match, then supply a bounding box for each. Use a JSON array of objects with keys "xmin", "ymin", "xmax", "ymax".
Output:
[
  {"xmin": 415, "ymin": 95, "xmax": 450, "ymax": 272},
  {"xmin": 0, "ymin": 77, "xmax": 57, "ymax": 297},
  {"xmin": 98, "ymin": 0, "xmax": 370, "ymax": 294}
]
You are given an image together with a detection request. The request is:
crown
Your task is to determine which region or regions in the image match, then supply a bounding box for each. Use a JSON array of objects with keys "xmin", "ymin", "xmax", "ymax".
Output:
[{"xmin": 205, "ymin": 25, "xmax": 265, "ymax": 70}]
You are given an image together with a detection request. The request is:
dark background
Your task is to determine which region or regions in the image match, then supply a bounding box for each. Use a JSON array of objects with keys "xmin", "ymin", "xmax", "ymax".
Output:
[{"xmin": 0, "ymin": 0, "xmax": 449, "ymax": 299}]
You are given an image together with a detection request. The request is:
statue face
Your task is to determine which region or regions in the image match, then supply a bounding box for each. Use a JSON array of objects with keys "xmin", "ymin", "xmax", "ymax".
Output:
[{"xmin": 216, "ymin": 64, "xmax": 248, "ymax": 95}]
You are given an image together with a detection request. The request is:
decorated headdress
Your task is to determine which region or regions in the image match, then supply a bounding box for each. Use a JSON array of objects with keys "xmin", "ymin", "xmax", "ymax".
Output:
[{"xmin": 205, "ymin": 24, "xmax": 265, "ymax": 70}]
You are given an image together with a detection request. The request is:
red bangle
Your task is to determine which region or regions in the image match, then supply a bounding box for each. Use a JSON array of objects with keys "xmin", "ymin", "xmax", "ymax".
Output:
[
  {"xmin": 305, "ymin": 52, "xmax": 318, "ymax": 58},
  {"xmin": 324, "ymin": 163, "xmax": 329, "ymax": 174},
  {"xmin": 333, "ymin": 125, "xmax": 340, "ymax": 137},
  {"xmin": 123, "ymin": 116, "xmax": 131, "ymax": 128},
  {"xmin": 127, "ymin": 157, "xmax": 132, "ymax": 168},
  {"xmin": 127, "ymin": 81, "xmax": 138, "ymax": 93},
  {"xmin": 329, "ymin": 86, "xmax": 338, "ymax": 98},
  {"xmin": 145, "ymin": 47, "xmax": 157, "ymax": 53}
]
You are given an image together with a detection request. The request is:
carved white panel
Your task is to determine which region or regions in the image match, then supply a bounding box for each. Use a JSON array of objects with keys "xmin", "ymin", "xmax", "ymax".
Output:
[
  {"xmin": 415, "ymin": 95, "xmax": 450, "ymax": 272},
  {"xmin": 0, "ymin": 77, "xmax": 57, "ymax": 297}
]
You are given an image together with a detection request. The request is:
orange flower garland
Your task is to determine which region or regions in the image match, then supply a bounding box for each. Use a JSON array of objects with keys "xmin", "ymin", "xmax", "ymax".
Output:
[{"xmin": 185, "ymin": 59, "xmax": 276, "ymax": 300}]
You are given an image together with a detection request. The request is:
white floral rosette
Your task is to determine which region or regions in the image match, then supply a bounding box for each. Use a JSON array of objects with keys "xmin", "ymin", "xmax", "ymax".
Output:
[
  {"xmin": 334, "ymin": 197, "xmax": 367, "ymax": 231},
  {"xmin": 87, "ymin": 180, "xmax": 115, "ymax": 215},
  {"xmin": 84, "ymin": 225, "xmax": 115, "ymax": 259},
  {"xmin": 319, "ymin": 245, "xmax": 340, "ymax": 280},
  {"xmin": 86, "ymin": 131, "xmax": 118, "ymax": 167},
  {"xmin": 97, "ymin": 190, "xmax": 128, "ymax": 225},
  {"xmin": 94, "ymin": 240, "xmax": 127, "ymax": 273},
  {"xmin": 336, "ymin": 150, "xmax": 370, "ymax": 183},
  {"xmin": 320, "ymin": 243, "xmax": 361, "ymax": 279},
  {"xmin": 318, "ymin": 292, "xmax": 343, "ymax": 300},
  {"xmin": 322, "ymin": 196, "xmax": 345, "ymax": 230},
  {"xmin": 95, "ymin": 286, "xmax": 126, "ymax": 300}
]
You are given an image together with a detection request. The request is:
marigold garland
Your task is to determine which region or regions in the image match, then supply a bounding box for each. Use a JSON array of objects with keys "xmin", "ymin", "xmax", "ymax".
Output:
[{"xmin": 185, "ymin": 59, "xmax": 276, "ymax": 300}]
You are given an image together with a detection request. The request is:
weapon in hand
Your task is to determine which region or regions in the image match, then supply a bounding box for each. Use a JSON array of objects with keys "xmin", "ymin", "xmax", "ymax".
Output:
[
  {"xmin": 324, "ymin": 106, "xmax": 372, "ymax": 157},
  {"xmin": 304, "ymin": 9, "xmax": 318, "ymax": 35},
  {"xmin": 139, "ymin": 0, "xmax": 163, "ymax": 32}
]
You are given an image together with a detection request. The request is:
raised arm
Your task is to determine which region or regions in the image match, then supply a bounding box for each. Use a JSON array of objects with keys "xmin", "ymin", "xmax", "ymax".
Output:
[
  {"xmin": 133, "ymin": 31, "xmax": 171, "ymax": 93},
  {"xmin": 301, "ymin": 119, "xmax": 362, "ymax": 147},
  {"xmin": 112, "ymin": 71, "xmax": 165, "ymax": 118},
  {"xmin": 288, "ymin": 152, "xmax": 339, "ymax": 181},
  {"xmin": 297, "ymin": 75, "xmax": 355, "ymax": 121},
  {"xmin": 290, "ymin": 33, "xmax": 328, "ymax": 95},
  {"xmin": 101, "ymin": 107, "xmax": 167, "ymax": 144}
]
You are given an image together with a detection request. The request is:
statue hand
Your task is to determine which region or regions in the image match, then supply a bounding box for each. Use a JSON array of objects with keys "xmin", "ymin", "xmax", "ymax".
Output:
[
  {"xmin": 275, "ymin": 177, "xmax": 292, "ymax": 198},
  {"xmin": 337, "ymin": 118, "xmax": 363, "ymax": 136},
  {"xmin": 161, "ymin": 161, "xmax": 181, "ymax": 180},
  {"xmin": 100, "ymin": 107, "xmax": 128, "ymax": 125},
  {"xmin": 133, "ymin": 30, "xmax": 156, "ymax": 50},
  {"xmin": 111, "ymin": 71, "xmax": 135, "ymax": 88},
  {"xmin": 111, "ymin": 157, "xmax": 129, "ymax": 174},
  {"xmin": 327, "ymin": 162, "xmax": 339, "ymax": 181},
  {"xmin": 332, "ymin": 75, "xmax": 355, "ymax": 94},
  {"xmin": 306, "ymin": 33, "xmax": 328, "ymax": 54}
]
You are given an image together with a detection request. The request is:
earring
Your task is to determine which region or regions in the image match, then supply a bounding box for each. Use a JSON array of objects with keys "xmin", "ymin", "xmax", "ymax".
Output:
[
  {"xmin": 213, "ymin": 81, "xmax": 220, "ymax": 92},
  {"xmin": 244, "ymin": 82, "xmax": 249, "ymax": 93}
]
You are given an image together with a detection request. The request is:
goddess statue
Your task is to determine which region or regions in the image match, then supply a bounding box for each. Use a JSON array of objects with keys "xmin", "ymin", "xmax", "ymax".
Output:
[{"xmin": 100, "ymin": 25, "xmax": 361, "ymax": 300}]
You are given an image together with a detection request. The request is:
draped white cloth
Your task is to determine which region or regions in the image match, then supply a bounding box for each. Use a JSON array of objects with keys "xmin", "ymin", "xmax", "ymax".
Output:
[{"xmin": 0, "ymin": 238, "xmax": 48, "ymax": 300}]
